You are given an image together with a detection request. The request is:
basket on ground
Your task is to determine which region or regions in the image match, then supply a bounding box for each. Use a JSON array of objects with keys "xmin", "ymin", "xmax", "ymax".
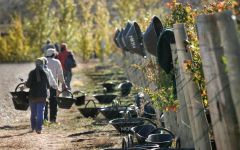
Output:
[
  {"xmin": 73, "ymin": 90, "xmax": 86, "ymax": 106},
  {"xmin": 131, "ymin": 124, "xmax": 157, "ymax": 144},
  {"xmin": 93, "ymin": 94, "xmax": 117, "ymax": 104},
  {"xmin": 145, "ymin": 128, "xmax": 174, "ymax": 147},
  {"xmin": 109, "ymin": 118, "xmax": 144, "ymax": 134},
  {"xmin": 100, "ymin": 105, "xmax": 127, "ymax": 120},
  {"xmin": 122, "ymin": 134, "xmax": 159, "ymax": 150},
  {"xmin": 78, "ymin": 100, "xmax": 99, "ymax": 118},
  {"xmin": 56, "ymin": 90, "xmax": 75, "ymax": 109}
]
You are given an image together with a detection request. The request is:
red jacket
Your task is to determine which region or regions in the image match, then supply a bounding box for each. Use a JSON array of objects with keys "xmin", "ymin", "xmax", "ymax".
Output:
[{"xmin": 57, "ymin": 50, "xmax": 69, "ymax": 72}]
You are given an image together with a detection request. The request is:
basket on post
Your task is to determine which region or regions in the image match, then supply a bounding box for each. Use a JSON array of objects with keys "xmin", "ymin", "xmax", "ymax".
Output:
[
  {"xmin": 78, "ymin": 100, "xmax": 99, "ymax": 118},
  {"xmin": 10, "ymin": 82, "xmax": 29, "ymax": 111},
  {"xmin": 56, "ymin": 90, "xmax": 76, "ymax": 109},
  {"xmin": 73, "ymin": 90, "xmax": 86, "ymax": 106}
]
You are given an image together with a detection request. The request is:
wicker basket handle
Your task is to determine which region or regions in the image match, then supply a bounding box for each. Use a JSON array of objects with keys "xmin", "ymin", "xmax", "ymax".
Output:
[
  {"xmin": 58, "ymin": 90, "xmax": 74, "ymax": 99},
  {"xmin": 15, "ymin": 83, "xmax": 26, "ymax": 92},
  {"xmin": 85, "ymin": 100, "xmax": 96, "ymax": 108}
]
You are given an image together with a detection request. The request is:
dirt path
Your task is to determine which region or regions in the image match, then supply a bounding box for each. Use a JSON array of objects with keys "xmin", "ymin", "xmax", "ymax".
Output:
[
  {"xmin": 0, "ymin": 63, "xmax": 34, "ymax": 125},
  {"xmin": 0, "ymin": 61, "xmax": 122, "ymax": 150}
]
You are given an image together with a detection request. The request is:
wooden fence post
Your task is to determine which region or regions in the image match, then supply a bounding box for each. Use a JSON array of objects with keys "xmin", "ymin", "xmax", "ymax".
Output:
[
  {"xmin": 173, "ymin": 23, "xmax": 211, "ymax": 150},
  {"xmin": 163, "ymin": 111, "xmax": 178, "ymax": 135},
  {"xmin": 197, "ymin": 14, "xmax": 240, "ymax": 150},
  {"xmin": 123, "ymin": 52, "xmax": 132, "ymax": 79},
  {"xmin": 210, "ymin": 13, "xmax": 240, "ymax": 150},
  {"xmin": 169, "ymin": 43, "xmax": 194, "ymax": 148},
  {"xmin": 215, "ymin": 11, "xmax": 240, "ymax": 125}
]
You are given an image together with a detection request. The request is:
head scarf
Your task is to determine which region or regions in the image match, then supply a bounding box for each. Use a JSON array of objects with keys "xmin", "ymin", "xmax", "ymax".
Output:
[
  {"xmin": 35, "ymin": 58, "xmax": 44, "ymax": 82},
  {"xmin": 40, "ymin": 57, "xmax": 48, "ymax": 69},
  {"xmin": 60, "ymin": 43, "xmax": 67, "ymax": 52}
]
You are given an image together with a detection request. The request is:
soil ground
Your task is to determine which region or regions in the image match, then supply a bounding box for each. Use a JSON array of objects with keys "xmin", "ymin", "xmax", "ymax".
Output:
[{"xmin": 0, "ymin": 60, "xmax": 123, "ymax": 150}]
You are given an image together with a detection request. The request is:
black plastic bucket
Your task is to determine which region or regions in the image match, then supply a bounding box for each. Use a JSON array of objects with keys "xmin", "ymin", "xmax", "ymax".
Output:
[
  {"xmin": 131, "ymin": 124, "xmax": 157, "ymax": 144},
  {"xmin": 73, "ymin": 90, "xmax": 86, "ymax": 106},
  {"xmin": 78, "ymin": 100, "xmax": 99, "ymax": 118},
  {"xmin": 10, "ymin": 82, "xmax": 29, "ymax": 111},
  {"xmin": 56, "ymin": 90, "xmax": 75, "ymax": 109},
  {"xmin": 93, "ymin": 94, "xmax": 117, "ymax": 104}
]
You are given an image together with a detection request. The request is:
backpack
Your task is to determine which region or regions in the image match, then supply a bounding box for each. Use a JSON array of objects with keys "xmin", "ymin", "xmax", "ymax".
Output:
[{"xmin": 64, "ymin": 52, "xmax": 76, "ymax": 70}]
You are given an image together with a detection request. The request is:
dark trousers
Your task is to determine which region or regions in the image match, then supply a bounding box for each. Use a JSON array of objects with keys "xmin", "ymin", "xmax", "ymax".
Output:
[
  {"xmin": 63, "ymin": 71, "xmax": 72, "ymax": 90},
  {"xmin": 49, "ymin": 88, "xmax": 57, "ymax": 122},
  {"xmin": 44, "ymin": 101, "xmax": 49, "ymax": 120}
]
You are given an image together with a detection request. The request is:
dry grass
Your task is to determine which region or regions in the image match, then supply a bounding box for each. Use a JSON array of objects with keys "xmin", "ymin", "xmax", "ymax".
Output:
[
  {"xmin": 93, "ymin": 137, "xmax": 115, "ymax": 148},
  {"xmin": 72, "ymin": 80, "xmax": 85, "ymax": 87},
  {"xmin": 0, "ymin": 138, "xmax": 30, "ymax": 149}
]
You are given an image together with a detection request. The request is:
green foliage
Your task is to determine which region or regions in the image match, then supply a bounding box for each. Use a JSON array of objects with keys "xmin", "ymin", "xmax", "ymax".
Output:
[
  {"xmin": 163, "ymin": 0, "xmax": 240, "ymax": 107},
  {"xmin": 25, "ymin": 0, "xmax": 53, "ymax": 52},
  {"xmin": 132, "ymin": 58, "xmax": 178, "ymax": 111},
  {"xmin": 0, "ymin": 0, "xmax": 115, "ymax": 63},
  {"xmin": 0, "ymin": 0, "xmax": 166, "ymax": 63},
  {"xmin": 113, "ymin": 0, "xmax": 166, "ymax": 36},
  {"xmin": 72, "ymin": 0, "xmax": 94, "ymax": 61},
  {"xmin": 113, "ymin": 0, "xmax": 139, "ymax": 23},
  {"xmin": 0, "ymin": 16, "xmax": 31, "ymax": 62},
  {"xmin": 93, "ymin": 0, "xmax": 112, "ymax": 62},
  {"xmin": 54, "ymin": 0, "xmax": 78, "ymax": 44}
]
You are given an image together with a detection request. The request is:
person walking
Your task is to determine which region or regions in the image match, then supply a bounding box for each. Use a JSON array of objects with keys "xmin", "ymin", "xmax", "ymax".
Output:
[
  {"xmin": 41, "ymin": 39, "xmax": 55, "ymax": 55},
  {"xmin": 57, "ymin": 43, "xmax": 76, "ymax": 94},
  {"xmin": 42, "ymin": 57, "xmax": 58, "ymax": 90},
  {"xmin": 41, "ymin": 57, "xmax": 58, "ymax": 123},
  {"xmin": 24, "ymin": 58, "xmax": 50, "ymax": 134},
  {"xmin": 45, "ymin": 48, "xmax": 67, "ymax": 123}
]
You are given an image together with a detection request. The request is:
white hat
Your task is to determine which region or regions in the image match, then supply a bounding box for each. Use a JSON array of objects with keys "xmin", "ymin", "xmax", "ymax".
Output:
[{"xmin": 45, "ymin": 48, "xmax": 58, "ymax": 57}]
